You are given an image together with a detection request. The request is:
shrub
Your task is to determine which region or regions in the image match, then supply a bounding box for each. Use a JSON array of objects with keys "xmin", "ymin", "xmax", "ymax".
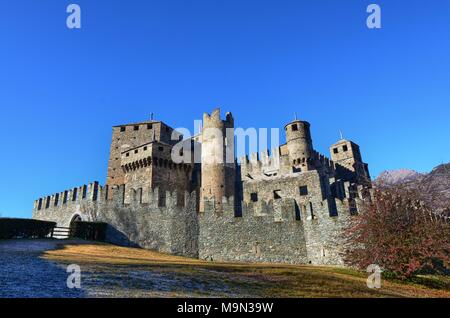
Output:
[
  {"xmin": 344, "ymin": 188, "xmax": 450, "ymax": 279},
  {"xmin": 70, "ymin": 221, "xmax": 107, "ymax": 241},
  {"xmin": 0, "ymin": 218, "xmax": 56, "ymax": 239}
]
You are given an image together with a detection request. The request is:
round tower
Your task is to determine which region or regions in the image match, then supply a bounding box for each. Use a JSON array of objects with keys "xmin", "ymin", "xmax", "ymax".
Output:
[
  {"xmin": 200, "ymin": 108, "xmax": 235, "ymax": 212},
  {"xmin": 285, "ymin": 119, "xmax": 314, "ymax": 171}
]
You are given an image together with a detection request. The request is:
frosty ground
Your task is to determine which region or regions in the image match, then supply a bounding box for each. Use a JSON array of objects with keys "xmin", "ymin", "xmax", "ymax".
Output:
[{"xmin": 0, "ymin": 240, "xmax": 448, "ymax": 298}]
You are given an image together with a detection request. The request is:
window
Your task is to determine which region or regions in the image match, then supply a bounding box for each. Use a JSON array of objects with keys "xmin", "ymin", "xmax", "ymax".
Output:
[
  {"xmin": 147, "ymin": 124, "xmax": 153, "ymax": 129},
  {"xmin": 274, "ymin": 190, "xmax": 281, "ymax": 200},
  {"xmin": 343, "ymin": 145, "xmax": 348, "ymax": 152},
  {"xmin": 134, "ymin": 149, "xmax": 138, "ymax": 154},
  {"xmin": 120, "ymin": 126, "xmax": 126, "ymax": 132},
  {"xmin": 179, "ymin": 148, "xmax": 184, "ymax": 156},
  {"xmin": 333, "ymin": 148, "xmax": 338, "ymax": 154},
  {"xmin": 126, "ymin": 153, "xmax": 130, "ymax": 157},
  {"xmin": 292, "ymin": 166, "xmax": 302, "ymax": 173},
  {"xmin": 143, "ymin": 146, "xmax": 147, "ymax": 151},
  {"xmin": 250, "ymin": 193, "xmax": 258, "ymax": 202},
  {"xmin": 295, "ymin": 202, "xmax": 301, "ymax": 221},
  {"xmin": 134, "ymin": 125, "xmax": 139, "ymax": 131},
  {"xmin": 299, "ymin": 186, "xmax": 308, "ymax": 196},
  {"xmin": 292, "ymin": 124, "xmax": 298, "ymax": 131},
  {"xmin": 158, "ymin": 146, "xmax": 164, "ymax": 151}
]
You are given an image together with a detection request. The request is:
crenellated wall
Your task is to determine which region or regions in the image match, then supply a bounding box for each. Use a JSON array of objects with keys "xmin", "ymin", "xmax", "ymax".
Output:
[
  {"xmin": 33, "ymin": 180, "xmax": 359, "ymax": 264},
  {"xmin": 197, "ymin": 194, "xmax": 358, "ymax": 265},
  {"xmin": 33, "ymin": 183, "xmax": 199, "ymax": 258}
]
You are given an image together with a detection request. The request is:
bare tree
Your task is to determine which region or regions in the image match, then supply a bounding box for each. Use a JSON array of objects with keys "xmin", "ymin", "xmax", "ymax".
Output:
[{"xmin": 344, "ymin": 187, "xmax": 450, "ymax": 279}]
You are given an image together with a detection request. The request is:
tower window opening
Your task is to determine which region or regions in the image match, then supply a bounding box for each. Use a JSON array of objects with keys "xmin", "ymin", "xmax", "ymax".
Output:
[
  {"xmin": 158, "ymin": 146, "xmax": 164, "ymax": 151},
  {"xmin": 134, "ymin": 149, "xmax": 138, "ymax": 154},
  {"xmin": 126, "ymin": 153, "xmax": 130, "ymax": 157},
  {"xmin": 300, "ymin": 186, "xmax": 308, "ymax": 196},
  {"xmin": 120, "ymin": 126, "xmax": 126, "ymax": 132},
  {"xmin": 333, "ymin": 148, "xmax": 338, "ymax": 154},
  {"xmin": 250, "ymin": 193, "xmax": 258, "ymax": 202},
  {"xmin": 147, "ymin": 124, "xmax": 153, "ymax": 129},
  {"xmin": 144, "ymin": 147, "xmax": 147, "ymax": 151},
  {"xmin": 134, "ymin": 125, "xmax": 139, "ymax": 131},
  {"xmin": 292, "ymin": 124, "xmax": 298, "ymax": 131},
  {"xmin": 343, "ymin": 145, "xmax": 348, "ymax": 152},
  {"xmin": 274, "ymin": 190, "xmax": 282, "ymax": 200}
]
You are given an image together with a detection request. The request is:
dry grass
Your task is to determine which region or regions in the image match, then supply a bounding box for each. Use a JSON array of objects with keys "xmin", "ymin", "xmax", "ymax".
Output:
[{"xmin": 43, "ymin": 241, "xmax": 450, "ymax": 298}]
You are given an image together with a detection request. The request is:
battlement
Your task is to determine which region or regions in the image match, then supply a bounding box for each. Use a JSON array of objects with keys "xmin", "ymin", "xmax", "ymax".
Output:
[
  {"xmin": 33, "ymin": 182, "xmax": 197, "ymax": 212},
  {"xmin": 33, "ymin": 182, "xmax": 107, "ymax": 212},
  {"xmin": 202, "ymin": 192, "xmax": 357, "ymax": 223},
  {"xmin": 239, "ymin": 147, "xmax": 283, "ymax": 177},
  {"xmin": 313, "ymin": 150, "xmax": 335, "ymax": 172},
  {"xmin": 203, "ymin": 108, "xmax": 234, "ymax": 128}
]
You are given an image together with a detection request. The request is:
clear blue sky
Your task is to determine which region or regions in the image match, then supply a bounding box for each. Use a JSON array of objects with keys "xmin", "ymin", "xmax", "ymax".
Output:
[{"xmin": 1, "ymin": 0, "xmax": 449, "ymax": 218}]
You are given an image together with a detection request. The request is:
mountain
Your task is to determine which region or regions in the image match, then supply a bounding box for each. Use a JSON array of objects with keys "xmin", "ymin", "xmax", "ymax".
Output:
[
  {"xmin": 375, "ymin": 169, "xmax": 423, "ymax": 185},
  {"xmin": 374, "ymin": 163, "xmax": 450, "ymax": 215}
]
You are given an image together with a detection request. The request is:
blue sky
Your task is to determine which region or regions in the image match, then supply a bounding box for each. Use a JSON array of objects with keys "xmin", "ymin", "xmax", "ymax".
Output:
[{"xmin": 0, "ymin": 0, "xmax": 449, "ymax": 218}]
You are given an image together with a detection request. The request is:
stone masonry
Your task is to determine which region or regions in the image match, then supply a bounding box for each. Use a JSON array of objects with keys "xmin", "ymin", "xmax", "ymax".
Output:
[{"xmin": 33, "ymin": 108, "xmax": 372, "ymax": 265}]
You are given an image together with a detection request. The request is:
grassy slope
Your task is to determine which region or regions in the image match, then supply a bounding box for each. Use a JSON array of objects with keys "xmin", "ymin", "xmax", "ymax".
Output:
[{"xmin": 43, "ymin": 241, "xmax": 450, "ymax": 298}]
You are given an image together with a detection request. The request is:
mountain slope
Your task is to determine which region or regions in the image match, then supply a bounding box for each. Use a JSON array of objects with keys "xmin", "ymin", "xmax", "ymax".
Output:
[{"xmin": 375, "ymin": 163, "xmax": 450, "ymax": 214}]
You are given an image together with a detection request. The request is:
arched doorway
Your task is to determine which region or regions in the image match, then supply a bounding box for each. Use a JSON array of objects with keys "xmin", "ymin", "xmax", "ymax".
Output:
[{"xmin": 70, "ymin": 214, "xmax": 82, "ymax": 227}]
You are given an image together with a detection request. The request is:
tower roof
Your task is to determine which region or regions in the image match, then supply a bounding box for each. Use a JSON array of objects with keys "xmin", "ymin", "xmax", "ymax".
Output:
[{"xmin": 113, "ymin": 120, "xmax": 161, "ymax": 128}]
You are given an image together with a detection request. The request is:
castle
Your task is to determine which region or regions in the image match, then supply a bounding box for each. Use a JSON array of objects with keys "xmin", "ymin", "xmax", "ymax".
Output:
[{"xmin": 33, "ymin": 109, "xmax": 372, "ymax": 265}]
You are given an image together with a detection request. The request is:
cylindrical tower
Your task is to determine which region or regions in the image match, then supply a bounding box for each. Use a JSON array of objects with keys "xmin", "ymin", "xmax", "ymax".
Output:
[
  {"xmin": 285, "ymin": 119, "xmax": 314, "ymax": 171},
  {"xmin": 200, "ymin": 108, "xmax": 235, "ymax": 212}
]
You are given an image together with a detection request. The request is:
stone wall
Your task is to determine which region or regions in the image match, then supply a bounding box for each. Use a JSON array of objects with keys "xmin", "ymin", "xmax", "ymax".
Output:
[{"xmin": 33, "ymin": 184, "xmax": 199, "ymax": 258}]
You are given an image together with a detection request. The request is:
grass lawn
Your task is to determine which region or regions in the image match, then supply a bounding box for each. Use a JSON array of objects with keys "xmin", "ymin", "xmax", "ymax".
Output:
[{"xmin": 43, "ymin": 241, "xmax": 450, "ymax": 298}]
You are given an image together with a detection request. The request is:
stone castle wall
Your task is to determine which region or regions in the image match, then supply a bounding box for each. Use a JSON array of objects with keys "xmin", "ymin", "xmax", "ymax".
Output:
[
  {"xmin": 33, "ymin": 180, "xmax": 358, "ymax": 265},
  {"xmin": 33, "ymin": 183, "xmax": 199, "ymax": 258}
]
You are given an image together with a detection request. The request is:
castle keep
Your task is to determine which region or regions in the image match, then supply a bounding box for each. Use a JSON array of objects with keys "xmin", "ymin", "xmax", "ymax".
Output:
[{"xmin": 33, "ymin": 109, "xmax": 372, "ymax": 265}]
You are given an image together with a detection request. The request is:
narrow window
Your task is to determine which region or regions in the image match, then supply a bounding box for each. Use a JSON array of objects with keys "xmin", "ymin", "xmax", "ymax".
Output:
[
  {"xmin": 295, "ymin": 202, "xmax": 301, "ymax": 221},
  {"xmin": 158, "ymin": 146, "xmax": 164, "ymax": 151},
  {"xmin": 54, "ymin": 194, "xmax": 59, "ymax": 206},
  {"xmin": 299, "ymin": 186, "xmax": 308, "ymax": 196},
  {"xmin": 82, "ymin": 186, "xmax": 87, "ymax": 199},
  {"xmin": 45, "ymin": 196, "xmax": 51, "ymax": 209},
  {"xmin": 333, "ymin": 148, "xmax": 338, "ymax": 154},
  {"xmin": 134, "ymin": 125, "xmax": 139, "ymax": 131},
  {"xmin": 143, "ymin": 146, "xmax": 147, "ymax": 151},
  {"xmin": 134, "ymin": 149, "xmax": 138, "ymax": 154},
  {"xmin": 250, "ymin": 193, "xmax": 258, "ymax": 202},
  {"xmin": 179, "ymin": 148, "xmax": 184, "ymax": 156},
  {"xmin": 310, "ymin": 202, "xmax": 315, "ymax": 219},
  {"xmin": 120, "ymin": 126, "xmax": 126, "ymax": 132},
  {"xmin": 38, "ymin": 199, "xmax": 43, "ymax": 210},
  {"xmin": 292, "ymin": 124, "xmax": 298, "ymax": 131},
  {"xmin": 274, "ymin": 190, "xmax": 281, "ymax": 200},
  {"xmin": 343, "ymin": 145, "xmax": 348, "ymax": 152},
  {"xmin": 147, "ymin": 124, "xmax": 153, "ymax": 129},
  {"xmin": 72, "ymin": 188, "xmax": 78, "ymax": 201}
]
